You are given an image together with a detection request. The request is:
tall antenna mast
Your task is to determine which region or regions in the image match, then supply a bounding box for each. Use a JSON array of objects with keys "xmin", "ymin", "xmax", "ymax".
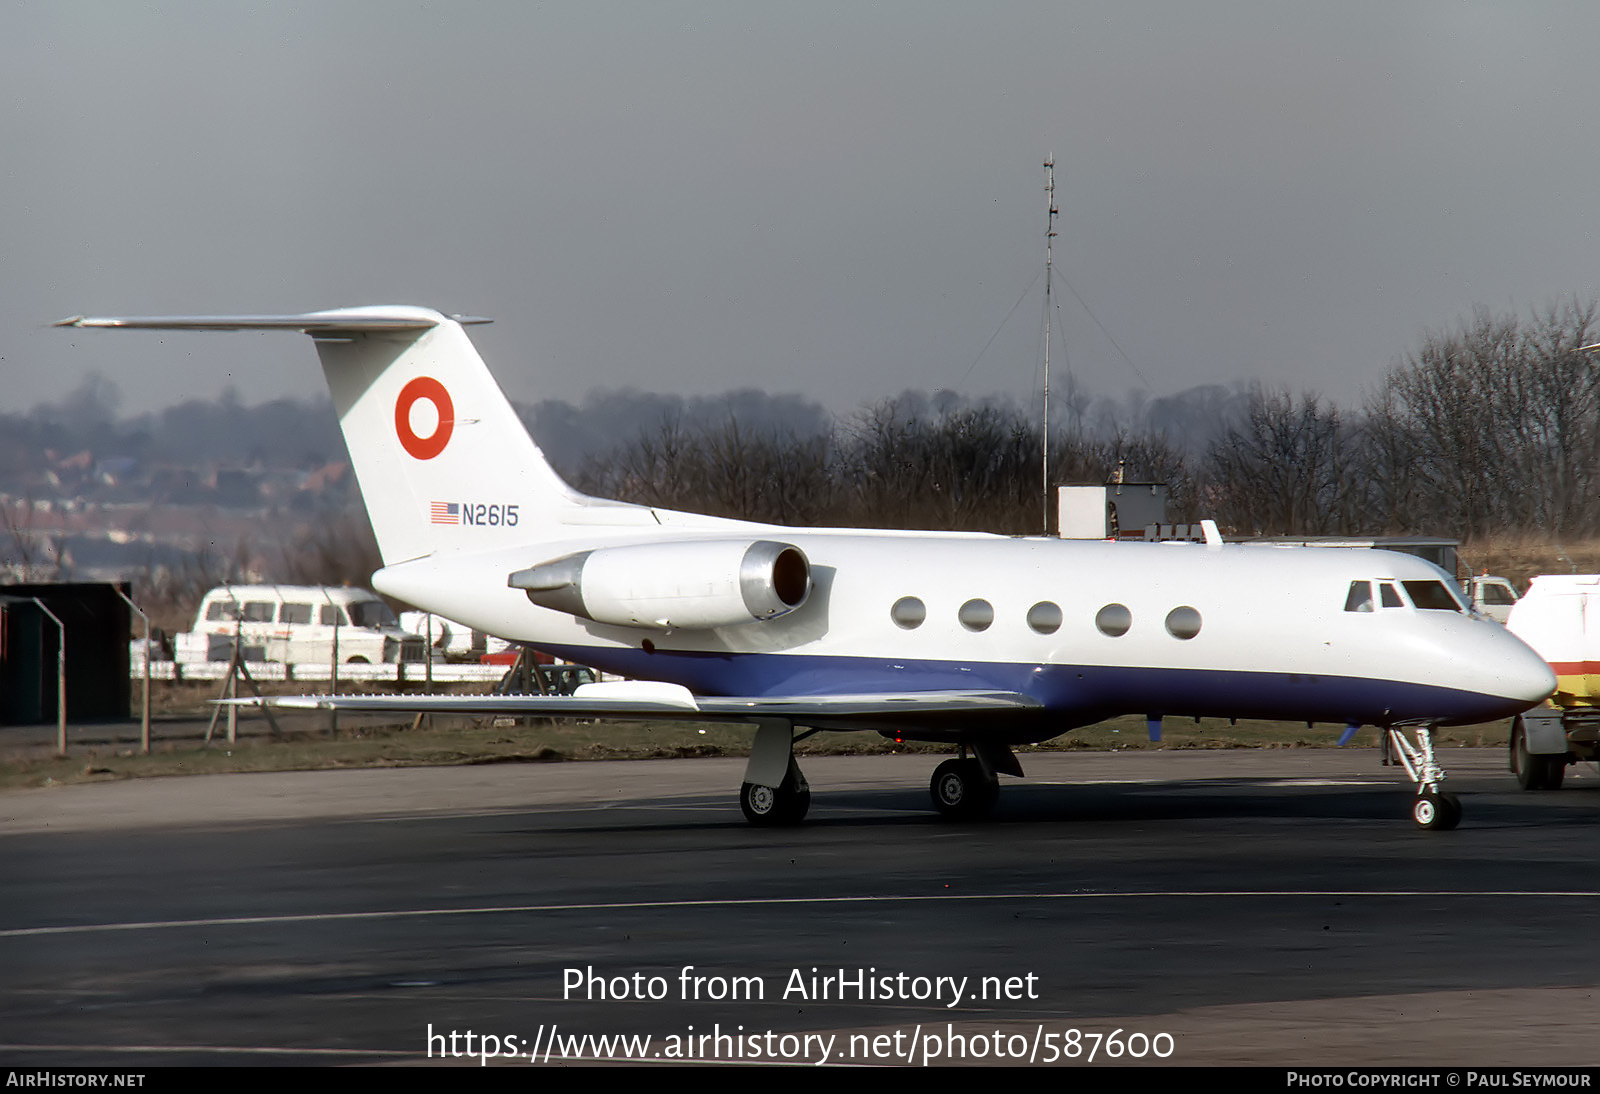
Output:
[{"xmin": 1041, "ymin": 155, "xmax": 1058, "ymax": 534}]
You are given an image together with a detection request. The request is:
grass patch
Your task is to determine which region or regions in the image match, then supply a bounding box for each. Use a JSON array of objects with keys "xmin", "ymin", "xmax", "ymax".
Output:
[{"xmin": 0, "ymin": 700, "xmax": 1515, "ymax": 792}]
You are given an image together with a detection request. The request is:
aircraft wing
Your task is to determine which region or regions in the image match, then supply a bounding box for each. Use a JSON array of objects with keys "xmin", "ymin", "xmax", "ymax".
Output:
[{"xmin": 232, "ymin": 683, "xmax": 1040, "ymax": 721}]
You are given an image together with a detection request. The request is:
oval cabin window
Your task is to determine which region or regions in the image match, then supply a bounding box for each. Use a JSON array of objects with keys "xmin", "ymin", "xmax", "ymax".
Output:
[
  {"xmin": 959, "ymin": 599, "xmax": 994, "ymax": 632},
  {"xmin": 1096, "ymin": 603, "xmax": 1132, "ymax": 637},
  {"xmin": 1165, "ymin": 605, "xmax": 1202, "ymax": 640},
  {"xmin": 891, "ymin": 596, "xmax": 926, "ymax": 629},
  {"xmin": 1027, "ymin": 601, "xmax": 1062, "ymax": 634}
]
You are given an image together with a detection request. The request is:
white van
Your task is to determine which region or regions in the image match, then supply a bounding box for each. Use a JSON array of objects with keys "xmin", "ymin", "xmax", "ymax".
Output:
[{"xmin": 175, "ymin": 585, "xmax": 427, "ymax": 664}]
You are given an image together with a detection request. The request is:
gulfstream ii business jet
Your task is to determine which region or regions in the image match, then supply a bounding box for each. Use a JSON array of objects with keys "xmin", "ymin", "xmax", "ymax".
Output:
[{"xmin": 58, "ymin": 307, "xmax": 1556, "ymax": 829}]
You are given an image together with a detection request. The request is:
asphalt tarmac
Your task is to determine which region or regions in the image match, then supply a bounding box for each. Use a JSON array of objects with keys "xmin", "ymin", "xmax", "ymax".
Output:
[{"xmin": 1, "ymin": 748, "xmax": 1595, "ymax": 1067}]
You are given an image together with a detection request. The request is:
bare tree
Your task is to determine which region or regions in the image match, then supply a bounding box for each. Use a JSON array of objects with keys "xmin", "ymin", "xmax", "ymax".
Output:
[
  {"xmin": 577, "ymin": 414, "xmax": 837, "ymax": 526},
  {"xmin": 1201, "ymin": 388, "xmax": 1360, "ymax": 536},
  {"xmin": 1372, "ymin": 300, "xmax": 1600, "ymax": 539}
]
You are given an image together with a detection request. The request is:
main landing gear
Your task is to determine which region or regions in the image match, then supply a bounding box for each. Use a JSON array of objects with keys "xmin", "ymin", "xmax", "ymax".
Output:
[
  {"xmin": 739, "ymin": 720, "xmax": 811, "ymax": 826},
  {"xmin": 1385, "ymin": 723, "xmax": 1461, "ymax": 830},
  {"xmin": 739, "ymin": 766, "xmax": 810, "ymax": 826},
  {"xmin": 929, "ymin": 742, "xmax": 1020, "ymax": 821},
  {"xmin": 929, "ymin": 758, "xmax": 998, "ymax": 819},
  {"xmin": 736, "ymin": 725, "xmax": 1023, "ymax": 826}
]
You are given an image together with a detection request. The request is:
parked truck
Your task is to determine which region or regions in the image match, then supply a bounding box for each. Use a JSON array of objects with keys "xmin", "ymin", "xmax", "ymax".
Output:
[
  {"xmin": 1503, "ymin": 575, "xmax": 1600, "ymax": 789},
  {"xmin": 1464, "ymin": 574, "xmax": 1519, "ymax": 624}
]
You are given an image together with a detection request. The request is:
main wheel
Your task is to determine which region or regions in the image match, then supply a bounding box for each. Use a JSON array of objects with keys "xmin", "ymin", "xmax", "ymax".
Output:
[
  {"xmin": 740, "ymin": 781, "xmax": 779, "ymax": 825},
  {"xmin": 930, "ymin": 758, "xmax": 998, "ymax": 820},
  {"xmin": 1510, "ymin": 717, "xmax": 1566, "ymax": 790},
  {"xmin": 739, "ymin": 781, "xmax": 810, "ymax": 826},
  {"xmin": 1412, "ymin": 790, "xmax": 1461, "ymax": 830}
]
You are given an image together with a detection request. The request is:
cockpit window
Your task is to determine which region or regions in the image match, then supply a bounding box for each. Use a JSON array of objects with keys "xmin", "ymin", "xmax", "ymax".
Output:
[
  {"xmin": 1379, "ymin": 583, "xmax": 1403, "ymax": 608},
  {"xmin": 1344, "ymin": 581, "xmax": 1374, "ymax": 612},
  {"xmin": 1403, "ymin": 580, "xmax": 1463, "ymax": 612}
]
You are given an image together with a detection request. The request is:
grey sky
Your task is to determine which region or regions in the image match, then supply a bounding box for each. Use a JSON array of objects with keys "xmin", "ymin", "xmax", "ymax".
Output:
[{"xmin": 5, "ymin": 1, "xmax": 1598, "ymax": 420}]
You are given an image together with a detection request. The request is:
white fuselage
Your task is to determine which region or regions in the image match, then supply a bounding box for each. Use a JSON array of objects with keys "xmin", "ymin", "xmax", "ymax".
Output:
[{"xmin": 374, "ymin": 525, "xmax": 1554, "ymax": 737}]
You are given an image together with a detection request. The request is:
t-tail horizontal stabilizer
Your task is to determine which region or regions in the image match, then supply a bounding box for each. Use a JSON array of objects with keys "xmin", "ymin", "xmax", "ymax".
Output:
[{"xmin": 55, "ymin": 310, "xmax": 491, "ymax": 332}]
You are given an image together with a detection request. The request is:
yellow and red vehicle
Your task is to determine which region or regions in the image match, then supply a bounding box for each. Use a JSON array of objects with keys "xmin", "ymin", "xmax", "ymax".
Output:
[{"xmin": 1504, "ymin": 575, "xmax": 1600, "ymax": 789}]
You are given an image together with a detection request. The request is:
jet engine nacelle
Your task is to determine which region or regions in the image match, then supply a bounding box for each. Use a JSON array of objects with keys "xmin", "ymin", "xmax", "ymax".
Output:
[{"xmin": 509, "ymin": 539, "xmax": 811, "ymax": 630}]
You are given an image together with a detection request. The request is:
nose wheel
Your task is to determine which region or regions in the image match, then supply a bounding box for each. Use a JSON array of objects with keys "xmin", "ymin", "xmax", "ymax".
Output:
[
  {"xmin": 1410, "ymin": 788, "xmax": 1461, "ymax": 830},
  {"xmin": 1387, "ymin": 725, "xmax": 1462, "ymax": 830}
]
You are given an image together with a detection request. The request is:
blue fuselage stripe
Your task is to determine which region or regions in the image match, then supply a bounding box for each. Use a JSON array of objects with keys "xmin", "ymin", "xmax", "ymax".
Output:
[{"xmin": 532, "ymin": 643, "xmax": 1523, "ymax": 729}]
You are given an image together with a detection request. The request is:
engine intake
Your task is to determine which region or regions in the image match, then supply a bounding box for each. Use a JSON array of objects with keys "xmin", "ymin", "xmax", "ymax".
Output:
[{"xmin": 509, "ymin": 539, "xmax": 811, "ymax": 630}]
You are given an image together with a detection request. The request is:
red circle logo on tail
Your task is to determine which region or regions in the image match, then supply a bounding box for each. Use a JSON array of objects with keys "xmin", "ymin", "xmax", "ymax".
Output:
[{"xmin": 394, "ymin": 376, "xmax": 454, "ymax": 460}]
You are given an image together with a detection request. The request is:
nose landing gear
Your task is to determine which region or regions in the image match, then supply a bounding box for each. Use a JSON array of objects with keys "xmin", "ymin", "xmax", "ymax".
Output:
[{"xmin": 1387, "ymin": 723, "xmax": 1461, "ymax": 830}]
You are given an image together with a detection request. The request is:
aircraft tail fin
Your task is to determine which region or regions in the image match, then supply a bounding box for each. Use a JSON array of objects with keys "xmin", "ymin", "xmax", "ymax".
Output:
[{"xmin": 59, "ymin": 307, "xmax": 590, "ymax": 565}]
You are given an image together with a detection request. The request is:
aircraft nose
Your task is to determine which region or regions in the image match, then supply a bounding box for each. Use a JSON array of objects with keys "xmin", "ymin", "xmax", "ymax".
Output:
[{"xmin": 1497, "ymin": 631, "xmax": 1557, "ymax": 705}]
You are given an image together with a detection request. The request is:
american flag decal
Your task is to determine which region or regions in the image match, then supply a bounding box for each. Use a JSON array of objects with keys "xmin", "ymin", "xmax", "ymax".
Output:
[{"xmin": 430, "ymin": 501, "xmax": 459, "ymax": 524}]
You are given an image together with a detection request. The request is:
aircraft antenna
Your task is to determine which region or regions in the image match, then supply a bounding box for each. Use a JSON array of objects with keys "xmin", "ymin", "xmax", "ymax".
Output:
[{"xmin": 1041, "ymin": 155, "xmax": 1058, "ymax": 535}]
